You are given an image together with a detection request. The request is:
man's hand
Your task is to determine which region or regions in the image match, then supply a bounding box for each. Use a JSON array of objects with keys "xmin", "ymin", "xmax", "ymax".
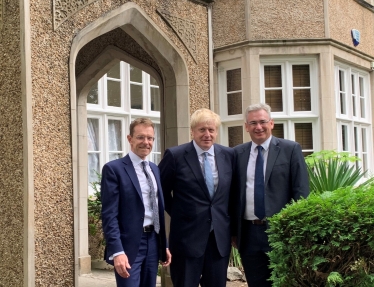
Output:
[
  {"xmin": 231, "ymin": 236, "xmax": 238, "ymax": 249},
  {"xmin": 114, "ymin": 254, "xmax": 131, "ymax": 278},
  {"xmin": 161, "ymin": 248, "xmax": 172, "ymax": 267}
]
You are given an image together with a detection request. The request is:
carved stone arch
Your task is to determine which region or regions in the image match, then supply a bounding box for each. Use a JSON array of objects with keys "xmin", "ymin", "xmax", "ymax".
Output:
[{"xmin": 69, "ymin": 2, "xmax": 190, "ymax": 280}]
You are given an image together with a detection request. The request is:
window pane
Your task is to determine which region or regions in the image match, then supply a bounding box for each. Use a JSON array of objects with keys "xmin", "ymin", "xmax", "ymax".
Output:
[
  {"xmin": 88, "ymin": 153, "xmax": 100, "ymax": 184},
  {"xmin": 295, "ymin": 123, "xmax": 313, "ymax": 149},
  {"xmin": 362, "ymin": 128, "xmax": 367, "ymax": 152},
  {"xmin": 292, "ymin": 65, "xmax": 310, "ymax": 87},
  {"xmin": 87, "ymin": 83, "xmax": 98, "ymax": 104},
  {"xmin": 265, "ymin": 90, "xmax": 283, "ymax": 112},
  {"xmin": 109, "ymin": 153, "xmax": 122, "ymax": 161},
  {"xmin": 108, "ymin": 120, "xmax": 122, "ymax": 151},
  {"xmin": 228, "ymin": 126, "xmax": 243, "ymax": 147},
  {"xmin": 130, "ymin": 65, "xmax": 142, "ymax": 82},
  {"xmin": 264, "ymin": 65, "xmax": 281, "ymax": 87},
  {"xmin": 352, "ymin": 75, "xmax": 357, "ymax": 117},
  {"xmin": 293, "ymin": 89, "xmax": 311, "ymax": 111},
  {"xmin": 227, "ymin": 69, "xmax": 241, "ymax": 92},
  {"xmin": 272, "ymin": 124, "xmax": 284, "ymax": 138},
  {"xmin": 151, "ymin": 87, "xmax": 160, "ymax": 111},
  {"xmin": 354, "ymin": 127, "xmax": 358, "ymax": 151},
  {"xmin": 150, "ymin": 76, "xmax": 158, "ymax": 86},
  {"xmin": 152, "ymin": 153, "xmax": 162, "ymax": 165},
  {"xmin": 359, "ymin": 77, "xmax": 365, "ymax": 118},
  {"xmin": 107, "ymin": 62, "xmax": 120, "ymax": 79},
  {"xmin": 153, "ymin": 124, "xmax": 161, "ymax": 153},
  {"xmin": 341, "ymin": 125, "xmax": 348, "ymax": 151},
  {"xmin": 131, "ymin": 84, "xmax": 143, "ymax": 109},
  {"xmin": 227, "ymin": 92, "xmax": 242, "ymax": 115},
  {"xmin": 339, "ymin": 70, "xmax": 346, "ymax": 114},
  {"xmin": 87, "ymin": 118, "xmax": 99, "ymax": 151},
  {"xmin": 107, "ymin": 80, "xmax": 121, "ymax": 107}
]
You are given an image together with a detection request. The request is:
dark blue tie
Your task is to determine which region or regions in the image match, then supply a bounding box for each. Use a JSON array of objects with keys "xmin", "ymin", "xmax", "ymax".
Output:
[{"xmin": 254, "ymin": 146, "xmax": 265, "ymax": 220}]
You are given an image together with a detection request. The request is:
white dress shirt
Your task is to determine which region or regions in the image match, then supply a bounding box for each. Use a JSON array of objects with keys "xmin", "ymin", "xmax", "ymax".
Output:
[
  {"xmin": 193, "ymin": 141, "xmax": 218, "ymax": 192},
  {"xmin": 244, "ymin": 136, "xmax": 272, "ymax": 220}
]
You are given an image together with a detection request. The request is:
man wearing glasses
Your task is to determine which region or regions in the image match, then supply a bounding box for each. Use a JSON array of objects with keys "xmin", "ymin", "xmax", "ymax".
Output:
[
  {"xmin": 101, "ymin": 118, "xmax": 171, "ymax": 287},
  {"xmin": 231, "ymin": 103, "xmax": 309, "ymax": 286}
]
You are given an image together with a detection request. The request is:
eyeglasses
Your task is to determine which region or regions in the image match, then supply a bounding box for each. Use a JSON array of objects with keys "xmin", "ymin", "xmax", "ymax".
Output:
[
  {"xmin": 247, "ymin": 120, "xmax": 271, "ymax": 126},
  {"xmin": 135, "ymin": 136, "xmax": 155, "ymax": 142}
]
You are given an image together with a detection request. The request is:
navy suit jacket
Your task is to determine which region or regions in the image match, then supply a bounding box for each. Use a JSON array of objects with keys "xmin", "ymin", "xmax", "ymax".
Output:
[
  {"xmin": 159, "ymin": 141, "xmax": 235, "ymax": 258},
  {"xmin": 101, "ymin": 154, "xmax": 167, "ymax": 265},
  {"xmin": 231, "ymin": 136, "xmax": 310, "ymax": 250}
]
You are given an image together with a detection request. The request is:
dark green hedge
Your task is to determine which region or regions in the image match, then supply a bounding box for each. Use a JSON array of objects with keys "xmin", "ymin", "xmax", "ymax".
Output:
[{"xmin": 268, "ymin": 186, "xmax": 374, "ymax": 287}]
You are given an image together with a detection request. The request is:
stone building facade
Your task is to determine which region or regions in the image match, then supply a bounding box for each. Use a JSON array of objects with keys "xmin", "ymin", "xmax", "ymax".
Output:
[{"xmin": 1, "ymin": 0, "xmax": 373, "ymax": 286}]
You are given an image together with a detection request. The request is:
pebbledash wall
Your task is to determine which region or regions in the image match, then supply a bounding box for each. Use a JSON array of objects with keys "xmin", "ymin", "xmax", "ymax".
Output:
[
  {"xmin": 212, "ymin": 0, "xmax": 374, "ymax": 150},
  {"xmin": 0, "ymin": 0, "xmax": 25, "ymax": 286},
  {"xmin": 0, "ymin": 0, "xmax": 213, "ymax": 286}
]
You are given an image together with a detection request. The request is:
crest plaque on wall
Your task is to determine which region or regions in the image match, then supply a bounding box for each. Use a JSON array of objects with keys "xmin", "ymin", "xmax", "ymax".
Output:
[
  {"xmin": 53, "ymin": 0, "xmax": 99, "ymax": 30},
  {"xmin": 157, "ymin": 8, "xmax": 198, "ymax": 63}
]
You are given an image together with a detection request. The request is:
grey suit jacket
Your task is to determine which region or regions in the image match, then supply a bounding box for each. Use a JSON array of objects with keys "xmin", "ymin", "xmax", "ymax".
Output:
[{"xmin": 231, "ymin": 136, "xmax": 309, "ymax": 250}]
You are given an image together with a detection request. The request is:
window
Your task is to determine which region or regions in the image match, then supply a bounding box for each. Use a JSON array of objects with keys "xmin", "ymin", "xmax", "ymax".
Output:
[
  {"xmin": 217, "ymin": 59, "xmax": 244, "ymax": 147},
  {"xmin": 260, "ymin": 57, "xmax": 319, "ymax": 156},
  {"xmin": 87, "ymin": 61, "xmax": 161, "ymax": 193},
  {"xmin": 335, "ymin": 63, "xmax": 372, "ymax": 175},
  {"xmin": 217, "ymin": 57, "xmax": 319, "ymax": 155}
]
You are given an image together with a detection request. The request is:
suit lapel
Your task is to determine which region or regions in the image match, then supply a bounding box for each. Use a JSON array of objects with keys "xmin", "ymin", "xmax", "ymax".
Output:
[
  {"xmin": 184, "ymin": 141, "xmax": 212, "ymax": 201},
  {"xmin": 214, "ymin": 145, "xmax": 227, "ymax": 199},
  {"xmin": 122, "ymin": 155, "xmax": 143, "ymax": 202},
  {"xmin": 150, "ymin": 164, "xmax": 164, "ymax": 209},
  {"xmin": 237, "ymin": 142, "xmax": 251, "ymax": 212},
  {"xmin": 265, "ymin": 136, "xmax": 280, "ymax": 185}
]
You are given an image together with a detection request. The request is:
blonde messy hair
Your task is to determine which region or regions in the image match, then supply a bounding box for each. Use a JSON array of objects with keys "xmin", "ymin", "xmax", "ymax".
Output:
[{"xmin": 190, "ymin": 108, "xmax": 221, "ymax": 129}]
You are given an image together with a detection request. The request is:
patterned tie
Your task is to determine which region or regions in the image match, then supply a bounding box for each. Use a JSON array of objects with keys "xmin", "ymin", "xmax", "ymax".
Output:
[
  {"xmin": 203, "ymin": 152, "xmax": 215, "ymax": 199},
  {"xmin": 254, "ymin": 146, "xmax": 265, "ymax": 220},
  {"xmin": 141, "ymin": 161, "xmax": 160, "ymax": 233}
]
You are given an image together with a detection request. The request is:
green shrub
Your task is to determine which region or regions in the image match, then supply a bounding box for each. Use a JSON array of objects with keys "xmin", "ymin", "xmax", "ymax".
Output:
[
  {"xmin": 267, "ymin": 185, "xmax": 374, "ymax": 287},
  {"xmin": 305, "ymin": 150, "xmax": 374, "ymax": 194}
]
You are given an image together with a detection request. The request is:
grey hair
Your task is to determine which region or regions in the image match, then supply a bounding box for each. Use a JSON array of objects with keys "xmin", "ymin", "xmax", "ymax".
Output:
[{"xmin": 244, "ymin": 103, "xmax": 272, "ymax": 121}]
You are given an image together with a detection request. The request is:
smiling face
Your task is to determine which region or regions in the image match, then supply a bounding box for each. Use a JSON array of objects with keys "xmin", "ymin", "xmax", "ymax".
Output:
[
  {"xmin": 127, "ymin": 124, "xmax": 154, "ymax": 160},
  {"xmin": 245, "ymin": 109, "xmax": 274, "ymax": 145},
  {"xmin": 191, "ymin": 121, "xmax": 218, "ymax": 151}
]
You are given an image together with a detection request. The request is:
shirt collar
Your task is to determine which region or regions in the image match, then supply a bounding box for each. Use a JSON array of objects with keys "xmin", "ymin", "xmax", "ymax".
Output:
[
  {"xmin": 193, "ymin": 140, "xmax": 215, "ymax": 156},
  {"xmin": 129, "ymin": 150, "xmax": 147, "ymax": 166},
  {"xmin": 252, "ymin": 135, "xmax": 272, "ymax": 152}
]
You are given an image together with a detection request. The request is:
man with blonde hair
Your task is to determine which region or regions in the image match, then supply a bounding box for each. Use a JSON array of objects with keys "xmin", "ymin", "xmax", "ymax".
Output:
[{"xmin": 159, "ymin": 108, "xmax": 235, "ymax": 287}]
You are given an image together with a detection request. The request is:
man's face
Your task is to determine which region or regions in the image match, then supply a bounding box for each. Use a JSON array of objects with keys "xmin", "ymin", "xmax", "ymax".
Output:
[
  {"xmin": 127, "ymin": 124, "xmax": 155, "ymax": 160},
  {"xmin": 191, "ymin": 121, "xmax": 218, "ymax": 150},
  {"xmin": 245, "ymin": 109, "xmax": 274, "ymax": 145}
]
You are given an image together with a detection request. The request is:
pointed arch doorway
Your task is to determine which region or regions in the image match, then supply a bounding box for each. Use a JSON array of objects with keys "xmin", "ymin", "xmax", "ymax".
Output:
[{"xmin": 69, "ymin": 2, "xmax": 190, "ymax": 284}]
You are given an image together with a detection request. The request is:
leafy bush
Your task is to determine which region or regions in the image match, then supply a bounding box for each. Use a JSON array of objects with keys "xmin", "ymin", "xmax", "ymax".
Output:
[
  {"xmin": 267, "ymin": 185, "xmax": 374, "ymax": 287},
  {"xmin": 88, "ymin": 173, "xmax": 102, "ymax": 236},
  {"xmin": 305, "ymin": 150, "xmax": 374, "ymax": 194}
]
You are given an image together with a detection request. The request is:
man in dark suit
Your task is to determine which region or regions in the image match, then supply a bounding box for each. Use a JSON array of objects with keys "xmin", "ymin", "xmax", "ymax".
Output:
[
  {"xmin": 101, "ymin": 118, "xmax": 171, "ymax": 287},
  {"xmin": 231, "ymin": 103, "xmax": 310, "ymax": 287},
  {"xmin": 159, "ymin": 108, "xmax": 235, "ymax": 287}
]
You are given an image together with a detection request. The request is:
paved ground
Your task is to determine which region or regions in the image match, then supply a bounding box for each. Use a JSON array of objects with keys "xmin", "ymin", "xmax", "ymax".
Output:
[{"xmin": 79, "ymin": 269, "xmax": 247, "ymax": 287}]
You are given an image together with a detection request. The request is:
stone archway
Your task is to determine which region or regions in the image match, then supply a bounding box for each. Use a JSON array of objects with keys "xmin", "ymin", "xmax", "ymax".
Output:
[{"xmin": 69, "ymin": 1, "xmax": 190, "ymax": 282}]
